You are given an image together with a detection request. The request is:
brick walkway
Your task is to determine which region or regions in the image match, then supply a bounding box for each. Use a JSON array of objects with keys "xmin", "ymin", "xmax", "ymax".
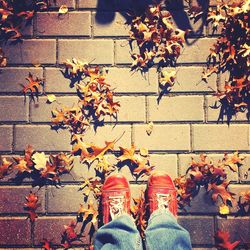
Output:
[{"xmin": 0, "ymin": 0, "xmax": 249, "ymax": 249}]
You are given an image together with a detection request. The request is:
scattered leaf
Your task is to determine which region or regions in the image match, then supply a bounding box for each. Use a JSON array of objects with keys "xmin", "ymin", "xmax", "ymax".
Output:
[
  {"xmin": 59, "ymin": 5, "xmax": 68, "ymax": 15},
  {"xmin": 46, "ymin": 94, "xmax": 56, "ymax": 103},
  {"xmin": 146, "ymin": 121, "xmax": 154, "ymax": 135}
]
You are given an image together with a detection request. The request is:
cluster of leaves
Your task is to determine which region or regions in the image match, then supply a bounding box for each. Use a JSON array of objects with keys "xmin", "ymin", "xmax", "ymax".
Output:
[
  {"xmin": 174, "ymin": 153, "xmax": 245, "ymax": 211},
  {"xmin": 0, "ymin": 145, "xmax": 74, "ymax": 186},
  {"xmin": 52, "ymin": 59, "xmax": 120, "ymax": 134},
  {"xmin": 127, "ymin": 3, "xmax": 187, "ymax": 72},
  {"xmin": 23, "ymin": 191, "xmax": 40, "ymax": 222},
  {"xmin": 0, "ymin": 0, "xmax": 51, "ymax": 66},
  {"xmin": 203, "ymin": 0, "xmax": 250, "ymax": 122},
  {"xmin": 214, "ymin": 230, "xmax": 240, "ymax": 250},
  {"xmin": 130, "ymin": 192, "xmax": 148, "ymax": 236}
]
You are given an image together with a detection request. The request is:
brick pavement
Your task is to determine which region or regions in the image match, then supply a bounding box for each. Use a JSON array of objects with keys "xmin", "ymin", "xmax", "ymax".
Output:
[{"xmin": 0, "ymin": 1, "xmax": 249, "ymax": 249}]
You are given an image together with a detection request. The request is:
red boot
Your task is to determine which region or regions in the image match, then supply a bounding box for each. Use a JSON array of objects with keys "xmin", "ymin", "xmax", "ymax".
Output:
[
  {"xmin": 147, "ymin": 172, "xmax": 177, "ymax": 217},
  {"xmin": 102, "ymin": 173, "xmax": 130, "ymax": 224}
]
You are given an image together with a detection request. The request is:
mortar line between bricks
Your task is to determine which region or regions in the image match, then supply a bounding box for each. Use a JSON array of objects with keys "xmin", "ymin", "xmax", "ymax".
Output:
[
  {"xmin": 12, "ymin": 124, "xmax": 15, "ymax": 153},
  {"xmin": 177, "ymin": 153, "xmax": 180, "ymax": 176},
  {"xmin": 75, "ymin": 0, "xmax": 79, "ymax": 9},
  {"xmin": 56, "ymin": 38, "xmax": 59, "ymax": 66},
  {"xmin": 28, "ymin": 97, "xmax": 31, "ymax": 123},
  {"xmin": 31, "ymin": 221, "xmax": 34, "ymax": 247},
  {"xmin": 45, "ymin": 184, "xmax": 48, "ymax": 215},
  {"xmin": 90, "ymin": 11, "xmax": 94, "ymax": 38},
  {"xmin": 113, "ymin": 40, "xmax": 117, "ymax": 66},
  {"xmin": 190, "ymin": 124, "xmax": 193, "ymax": 153},
  {"xmin": 204, "ymin": 95, "xmax": 208, "ymax": 123},
  {"xmin": 43, "ymin": 66, "xmax": 47, "ymax": 93},
  {"xmin": 131, "ymin": 123, "xmax": 134, "ymax": 145},
  {"xmin": 145, "ymin": 96, "xmax": 149, "ymax": 123}
]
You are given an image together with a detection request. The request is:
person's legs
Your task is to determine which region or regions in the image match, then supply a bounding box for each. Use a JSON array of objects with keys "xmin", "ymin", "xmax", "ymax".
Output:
[
  {"xmin": 145, "ymin": 209, "xmax": 192, "ymax": 250},
  {"xmin": 93, "ymin": 173, "xmax": 143, "ymax": 250},
  {"xmin": 144, "ymin": 172, "xmax": 192, "ymax": 250},
  {"xmin": 94, "ymin": 213, "xmax": 142, "ymax": 250}
]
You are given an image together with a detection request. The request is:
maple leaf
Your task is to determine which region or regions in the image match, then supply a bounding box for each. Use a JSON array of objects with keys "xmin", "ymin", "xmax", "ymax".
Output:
[
  {"xmin": 24, "ymin": 191, "xmax": 40, "ymax": 222},
  {"xmin": 85, "ymin": 141, "xmax": 115, "ymax": 164},
  {"xmin": 117, "ymin": 145, "xmax": 154, "ymax": 178},
  {"xmin": 78, "ymin": 200, "xmax": 99, "ymax": 224},
  {"xmin": 61, "ymin": 220, "xmax": 80, "ymax": 248},
  {"xmin": 215, "ymin": 230, "xmax": 240, "ymax": 250},
  {"xmin": 94, "ymin": 155, "xmax": 116, "ymax": 177},
  {"xmin": 21, "ymin": 73, "xmax": 43, "ymax": 99},
  {"xmin": 0, "ymin": 157, "xmax": 13, "ymax": 179},
  {"xmin": 41, "ymin": 238, "xmax": 55, "ymax": 250},
  {"xmin": 64, "ymin": 58, "xmax": 88, "ymax": 77},
  {"xmin": 207, "ymin": 181, "xmax": 235, "ymax": 204},
  {"xmin": 13, "ymin": 145, "xmax": 34, "ymax": 174},
  {"xmin": 0, "ymin": 48, "xmax": 7, "ymax": 67},
  {"xmin": 223, "ymin": 152, "xmax": 245, "ymax": 172},
  {"xmin": 159, "ymin": 69, "xmax": 176, "ymax": 89},
  {"xmin": 130, "ymin": 192, "xmax": 147, "ymax": 236},
  {"xmin": 79, "ymin": 177, "xmax": 102, "ymax": 200}
]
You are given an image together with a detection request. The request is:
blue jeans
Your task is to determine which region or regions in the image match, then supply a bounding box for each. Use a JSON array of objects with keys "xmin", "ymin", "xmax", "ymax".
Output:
[{"xmin": 94, "ymin": 209, "xmax": 192, "ymax": 250}]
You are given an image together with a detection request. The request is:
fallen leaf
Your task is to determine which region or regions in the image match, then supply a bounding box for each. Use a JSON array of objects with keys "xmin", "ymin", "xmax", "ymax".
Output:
[
  {"xmin": 32, "ymin": 152, "xmax": 47, "ymax": 170},
  {"xmin": 46, "ymin": 94, "xmax": 56, "ymax": 103},
  {"xmin": 0, "ymin": 157, "xmax": 13, "ymax": 179},
  {"xmin": 219, "ymin": 204, "xmax": 230, "ymax": 215},
  {"xmin": 59, "ymin": 5, "xmax": 68, "ymax": 15},
  {"xmin": 215, "ymin": 230, "xmax": 240, "ymax": 250},
  {"xmin": 146, "ymin": 122, "xmax": 154, "ymax": 135}
]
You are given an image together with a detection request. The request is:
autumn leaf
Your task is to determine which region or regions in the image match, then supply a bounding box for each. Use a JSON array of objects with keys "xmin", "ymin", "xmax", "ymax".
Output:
[
  {"xmin": 219, "ymin": 204, "xmax": 230, "ymax": 215},
  {"xmin": 61, "ymin": 220, "xmax": 81, "ymax": 249},
  {"xmin": 0, "ymin": 48, "xmax": 7, "ymax": 67},
  {"xmin": 95, "ymin": 155, "xmax": 116, "ymax": 177},
  {"xmin": 32, "ymin": 152, "xmax": 47, "ymax": 170},
  {"xmin": 146, "ymin": 122, "xmax": 154, "ymax": 135},
  {"xmin": 79, "ymin": 177, "xmax": 102, "ymax": 200},
  {"xmin": 21, "ymin": 73, "xmax": 43, "ymax": 99},
  {"xmin": 130, "ymin": 192, "xmax": 147, "ymax": 236},
  {"xmin": 46, "ymin": 94, "xmax": 56, "ymax": 103},
  {"xmin": 58, "ymin": 5, "xmax": 68, "ymax": 15},
  {"xmin": 215, "ymin": 230, "xmax": 240, "ymax": 250},
  {"xmin": 117, "ymin": 145, "xmax": 154, "ymax": 178},
  {"xmin": 0, "ymin": 157, "xmax": 13, "ymax": 179},
  {"xmin": 24, "ymin": 191, "xmax": 40, "ymax": 222},
  {"xmin": 41, "ymin": 238, "xmax": 55, "ymax": 250},
  {"xmin": 13, "ymin": 145, "xmax": 34, "ymax": 174},
  {"xmin": 78, "ymin": 200, "xmax": 99, "ymax": 224},
  {"xmin": 127, "ymin": 3, "xmax": 187, "ymax": 71},
  {"xmin": 208, "ymin": 181, "xmax": 235, "ymax": 204}
]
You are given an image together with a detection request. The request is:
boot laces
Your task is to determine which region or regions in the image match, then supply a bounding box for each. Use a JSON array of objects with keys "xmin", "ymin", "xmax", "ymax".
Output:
[
  {"xmin": 109, "ymin": 195, "xmax": 125, "ymax": 220},
  {"xmin": 156, "ymin": 193, "xmax": 170, "ymax": 210}
]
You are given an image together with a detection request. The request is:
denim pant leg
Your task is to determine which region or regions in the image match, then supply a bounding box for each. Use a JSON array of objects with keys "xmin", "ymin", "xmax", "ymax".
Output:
[
  {"xmin": 94, "ymin": 214, "xmax": 143, "ymax": 250},
  {"xmin": 145, "ymin": 209, "xmax": 192, "ymax": 250}
]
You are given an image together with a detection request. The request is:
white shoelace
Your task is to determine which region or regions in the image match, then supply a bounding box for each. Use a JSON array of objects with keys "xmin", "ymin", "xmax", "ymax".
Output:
[
  {"xmin": 156, "ymin": 193, "xmax": 170, "ymax": 210},
  {"xmin": 109, "ymin": 195, "xmax": 125, "ymax": 220}
]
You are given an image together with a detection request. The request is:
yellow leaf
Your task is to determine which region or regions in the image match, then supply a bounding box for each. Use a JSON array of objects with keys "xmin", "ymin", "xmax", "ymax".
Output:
[
  {"xmin": 160, "ymin": 69, "xmax": 176, "ymax": 87},
  {"xmin": 140, "ymin": 148, "xmax": 148, "ymax": 157},
  {"xmin": 32, "ymin": 152, "xmax": 47, "ymax": 170},
  {"xmin": 59, "ymin": 5, "xmax": 68, "ymax": 14},
  {"xmin": 146, "ymin": 122, "xmax": 154, "ymax": 136},
  {"xmin": 46, "ymin": 94, "xmax": 56, "ymax": 103},
  {"xmin": 219, "ymin": 204, "xmax": 229, "ymax": 215}
]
